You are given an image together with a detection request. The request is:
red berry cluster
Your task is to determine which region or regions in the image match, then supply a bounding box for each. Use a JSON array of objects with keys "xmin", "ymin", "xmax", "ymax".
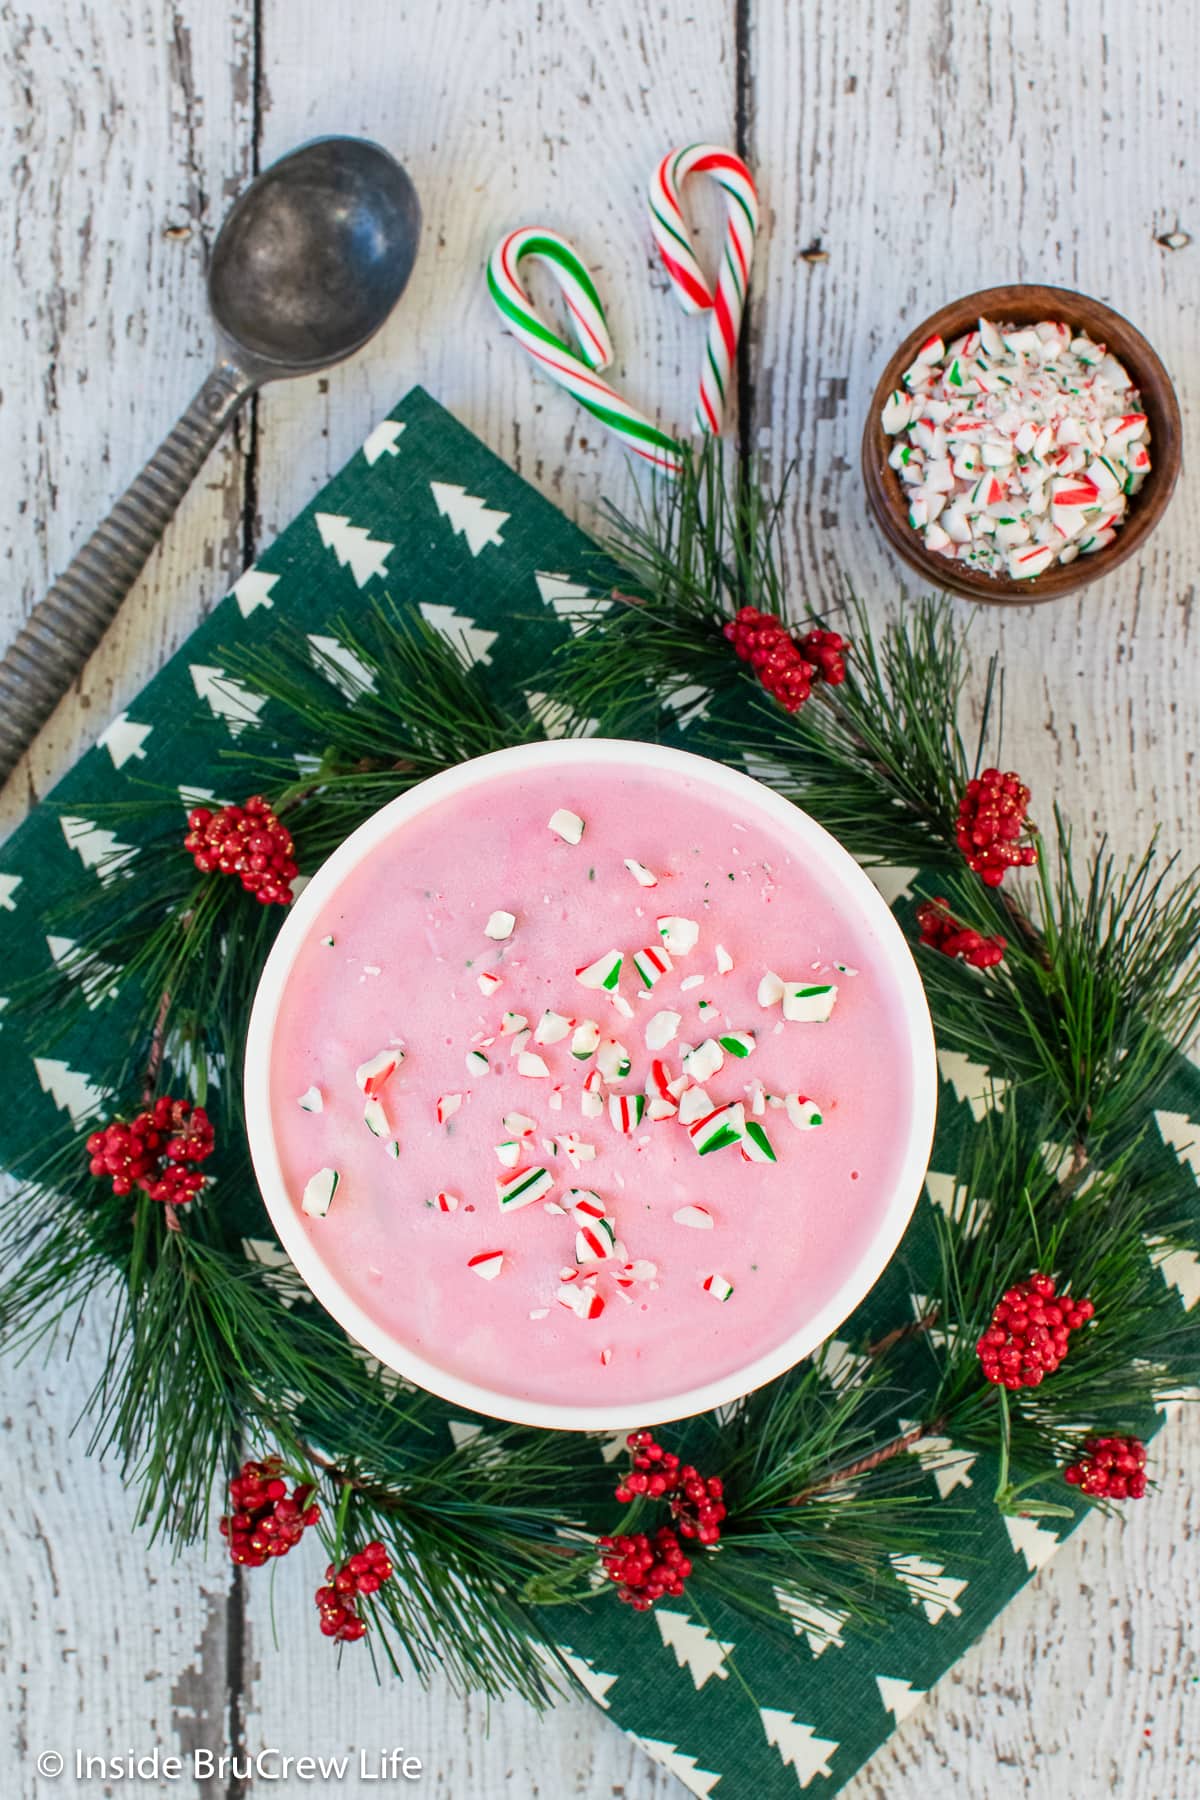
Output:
[
  {"xmin": 598, "ymin": 1526, "xmax": 693, "ymax": 1611},
  {"xmin": 723, "ymin": 608, "xmax": 847, "ymax": 713},
  {"xmin": 87, "ymin": 1096, "xmax": 215, "ymax": 1204},
  {"xmin": 315, "ymin": 1542, "xmax": 394, "ymax": 1642},
  {"xmin": 599, "ymin": 1431, "xmax": 727, "ymax": 1610},
  {"xmin": 976, "ymin": 1273, "xmax": 1095, "ymax": 1389},
  {"xmin": 218, "ymin": 1457, "xmax": 319, "ymax": 1567},
  {"xmin": 915, "ymin": 896, "xmax": 1007, "ymax": 969},
  {"xmin": 185, "ymin": 796, "xmax": 297, "ymax": 906},
  {"xmin": 1064, "ymin": 1436, "xmax": 1148, "ymax": 1501},
  {"xmin": 956, "ymin": 769, "xmax": 1039, "ymax": 887}
]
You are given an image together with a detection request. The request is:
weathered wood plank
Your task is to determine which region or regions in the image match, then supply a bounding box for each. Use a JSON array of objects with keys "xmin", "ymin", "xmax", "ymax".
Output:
[
  {"xmin": 0, "ymin": 2, "xmax": 256, "ymax": 841},
  {"xmin": 0, "ymin": 5, "xmax": 253, "ymax": 1794}
]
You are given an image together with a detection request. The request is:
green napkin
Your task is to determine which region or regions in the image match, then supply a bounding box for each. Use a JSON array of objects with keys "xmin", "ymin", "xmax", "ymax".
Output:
[{"xmin": 1, "ymin": 386, "xmax": 1196, "ymax": 1797}]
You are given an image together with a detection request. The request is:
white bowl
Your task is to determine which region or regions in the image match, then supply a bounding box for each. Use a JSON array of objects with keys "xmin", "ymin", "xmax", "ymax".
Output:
[{"xmin": 244, "ymin": 739, "xmax": 938, "ymax": 1430}]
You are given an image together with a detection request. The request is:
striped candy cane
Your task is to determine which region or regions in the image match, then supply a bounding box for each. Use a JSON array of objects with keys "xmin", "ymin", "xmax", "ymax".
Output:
[
  {"xmin": 487, "ymin": 228, "xmax": 684, "ymax": 476},
  {"xmin": 649, "ymin": 145, "xmax": 759, "ymax": 436}
]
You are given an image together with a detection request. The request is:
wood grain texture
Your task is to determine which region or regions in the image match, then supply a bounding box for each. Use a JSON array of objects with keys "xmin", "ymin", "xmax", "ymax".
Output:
[{"xmin": 2, "ymin": 0, "xmax": 1199, "ymax": 1795}]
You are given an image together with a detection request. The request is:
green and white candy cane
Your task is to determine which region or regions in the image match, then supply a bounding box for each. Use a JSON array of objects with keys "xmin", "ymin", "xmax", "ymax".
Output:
[{"xmin": 487, "ymin": 227, "xmax": 684, "ymax": 476}]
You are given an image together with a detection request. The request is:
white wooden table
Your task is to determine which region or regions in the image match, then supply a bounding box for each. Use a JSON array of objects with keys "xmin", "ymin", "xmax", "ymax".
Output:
[{"xmin": 3, "ymin": 4, "xmax": 1198, "ymax": 1795}]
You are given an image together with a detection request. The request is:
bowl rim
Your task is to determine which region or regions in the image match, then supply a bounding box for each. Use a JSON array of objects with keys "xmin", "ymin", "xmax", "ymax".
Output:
[
  {"xmin": 862, "ymin": 281, "xmax": 1182, "ymax": 605},
  {"xmin": 244, "ymin": 738, "xmax": 939, "ymax": 1430}
]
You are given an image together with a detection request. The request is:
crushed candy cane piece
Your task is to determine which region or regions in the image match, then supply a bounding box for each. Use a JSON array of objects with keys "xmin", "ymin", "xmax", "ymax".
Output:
[
  {"xmin": 561, "ymin": 1132, "xmax": 596, "ymax": 1167},
  {"xmin": 297, "ymin": 1085, "xmax": 323, "ymax": 1113},
  {"xmin": 436, "ymin": 1093, "xmax": 463, "ymax": 1124},
  {"xmin": 689, "ymin": 1101, "xmax": 745, "ymax": 1155},
  {"xmin": 301, "ymin": 1166, "xmax": 339, "ymax": 1217},
  {"xmin": 684, "ymin": 1038, "xmax": 725, "ymax": 1082},
  {"xmin": 576, "ymin": 949, "xmax": 623, "ymax": 991},
  {"xmin": 757, "ymin": 970, "xmax": 785, "ymax": 1007},
  {"xmin": 740, "ymin": 1119, "xmax": 777, "ymax": 1163},
  {"xmin": 645, "ymin": 1009, "xmax": 682, "ymax": 1051},
  {"xmin": 484, "ymin": 909, "xmax": 516, "ymax": 940},
  {"xmin": 610, "ymin": 993, "xmax": 635, "ymax": 1020},
  {"xmin": 496, "ymin": 1165, "xmax": 554, "ymax": 1211},
  {"xmin": 500, "ymin": 1010, "xmax": 529, "ymax": 1036},
  {"xmin": 507, "ymin": 1028, "xmax": 532, "ymax": 1057},
  {"xmin": 719, "ymin": 1031, "xmax": 755, "ymax": 1058},
  {"xmin": 503, "ymin": 1111, "xmax": 536, "ymax": 1136},
  {"xmin": 785, "ymin": 1093, "xmax": 824, "ymax": 1130},
  {"xmin": 468, "ymin": 1250, "xmax": 505, "ymax": 1281},
  {"xmin": 568, "ymin": 1189, "xmax": 606, "ymax": 1221},
  {"xmin": 608, "ymin": 1093, "xmax": 646, "ymax": 1132},
  {"xmin": 529, "ymin": 1307, "xmax": 550, "ymax": 1320},
  {"xmin": 673, "ymin": 1204, "xmax": 714, "ymax": 1229},
  {"xmin": 600, "ymin": 1347, "xmax": 612, "ymax": 1366},
  {"xmin": 677, "ymin": 1086, "xmax": 713, "ymax": 1125},
  {"xmin": 477, "ymin": 970, "xmax": 503, "ymax": 996},
  {"xmin": 715, "ymin": 943, "xmax": 734, "ymax": 974},
  {"xmin": 356, "ymin": 1048, "xmax": 404, "ymax": 1097},
  {"xmin": 434, "ymin": 1190, "xmax": 459, "ymax": 1213},
  {"xmin": 517, "ymin": 1050, "xmax": 551, "ymax": 1078},
  {"xmin": 556, "ymin": 1281, "xmax": 605, "ymax": 1319},
  {"xmin": 647, "ymin": 1096, "xmax": 678, "ymax": 1120},
  {"xmin": 680, "ymin": 973, "xmax": 705, "ymax": 992},
  {"xmin": 782, "ymin": 981, "xmax": 838, "ymax": 1022},
  {"xmin": 575, "ymin": 1218, "xmax": 618, "ymax": 1262},
  {"xmin": 495, "ymin": 1140, "xmax": 521, "ymax": 1168},
  {"xmin": 548, "ymin": 807, "xmax": 585, "ymax": 844},
  {"xmin": 535, "ymin": 1009, "xmax": 572, "ymax": 1045},
  {"xmin": 597, "ymin": 1037, "xmax": 632, "ymax": 1081},
  {"xmin": 363, "ymin": 1096, "xmax": 390, "ymax": 1138},
  {"xmin": 657, "ymin": 915, "xmax": 700, "ymax": 956},
  {"xmin": 624, "ymin": 857, "xmax": 658, "ymax": 887},
  {"xmin": 702, "ymin": 1273, "xmax": 734, "ymax": 1302},
  {"xmin": 632, "ymin": 945, "xmax": 673, "ymax": 989},
  {"xmin": 465, "ymin": 1049, "xmax": 490, "ymax": 1076}
]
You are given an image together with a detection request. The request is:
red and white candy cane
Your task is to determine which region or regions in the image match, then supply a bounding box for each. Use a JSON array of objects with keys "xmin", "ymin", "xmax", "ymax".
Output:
[
  {"xmin": 487, "ymin": 227, "xmax": 684, "ymax": 475},
  {"xmin": 649, "ymin": 145, "xmax": 759, "ymax": 436}
]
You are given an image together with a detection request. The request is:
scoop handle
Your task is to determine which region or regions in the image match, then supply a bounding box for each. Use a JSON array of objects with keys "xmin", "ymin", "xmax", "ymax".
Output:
[{"xmin": 0, "ymin": 359, "xmax": 252, "ymax": 787}]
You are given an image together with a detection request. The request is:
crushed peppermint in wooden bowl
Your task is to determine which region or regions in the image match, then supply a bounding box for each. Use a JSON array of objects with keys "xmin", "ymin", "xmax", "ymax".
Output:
[
  {"xmin": 862, "ymin": 285, "xmax": 1181, "ymax": 604},
  {"xmin": 882, "ymin": 318, "xmax": 1150, "ymax": 579}
]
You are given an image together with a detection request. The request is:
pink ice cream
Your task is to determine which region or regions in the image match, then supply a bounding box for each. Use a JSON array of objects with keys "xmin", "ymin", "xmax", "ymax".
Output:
[{"xmin": 264, "ymin": 758, "xmax": 920, "ymax": 1413}]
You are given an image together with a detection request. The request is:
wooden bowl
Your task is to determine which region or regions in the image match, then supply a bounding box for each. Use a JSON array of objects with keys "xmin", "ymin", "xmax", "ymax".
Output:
[{"xmin": 861, "ymin": 284, "xmax": 1182, "ymax": 605}]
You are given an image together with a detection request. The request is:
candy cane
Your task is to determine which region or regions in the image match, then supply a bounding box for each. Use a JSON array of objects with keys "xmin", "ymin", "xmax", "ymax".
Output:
[
  {"xmin": 649, "ymin": 144, "xmax": 759, "ymax": 436},
  {"xmin": 487, "ymin": 227, "xmax": 683, "ymax": 475}
]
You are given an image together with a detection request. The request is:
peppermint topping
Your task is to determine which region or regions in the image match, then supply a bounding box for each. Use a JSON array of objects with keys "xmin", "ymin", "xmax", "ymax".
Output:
[
  {"xmin": 781, "ymin": 981, "xmax": 838, "ymax": 1022},
  {"xmin": 785, "ymin": 1093, "xmax": 824, "ymax": 1130},
  {"xmin": 468, "ymin": 1250, "xmax": 505, "ymax": 1280},
  {"xmin": 301, "ymin": 1166, "xmax": 340, "ymax": 1218},
  {"xmin": 624, "ymin": 857, "xmax": 659, "ymax": 887},
  {"xmin": 297, "ymin": 1086, "xmax": 323, "ymax": 1113},
  {"xmin": 355, "ymin": 1049, "xmax": 404, "ymax": 1097},
  {"xmin": 548, "ymin": 808, "xmax": 585, "ymax": 844},
  {"xmin": 535, "ymin": 1009, "xmax": 572, "ymax": 1045},
  {"xmin": 496, "ymin": 1166, "xmax": 554, "ymax": 1212},
  {"xmin": 657, "ymin": 915, "xmax": 700, "ymax": 955},
  {"xmin": 575, "ymin": 949, "xmax": 623, "ymax": 991},
  {"xmin": 645, "ymin": 1009, "xmax": 682, "ymax": 1051},
  {"xmin": 484, "ymin": 910, "xmax": 516, "ymax": 940}
]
